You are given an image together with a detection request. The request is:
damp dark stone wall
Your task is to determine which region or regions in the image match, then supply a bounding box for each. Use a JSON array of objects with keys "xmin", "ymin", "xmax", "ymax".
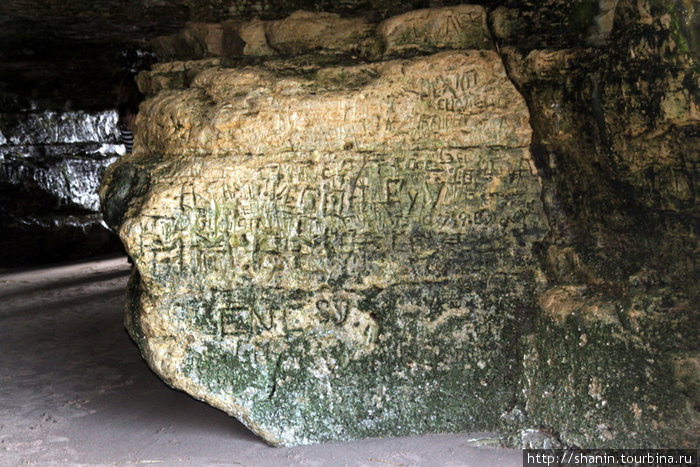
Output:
[{"xmin": 0, "ymin": 110, "xmax": 124, "ymax": 267}]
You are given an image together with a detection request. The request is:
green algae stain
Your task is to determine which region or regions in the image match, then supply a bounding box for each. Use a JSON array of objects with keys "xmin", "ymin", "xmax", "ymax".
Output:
[
  {"xmin": 176, "ymin": 278, "xmax": 536, "ymax": 445},
  {"xmin": 525, "ymin": 299, "xmax": 697, "ymax": 448}
]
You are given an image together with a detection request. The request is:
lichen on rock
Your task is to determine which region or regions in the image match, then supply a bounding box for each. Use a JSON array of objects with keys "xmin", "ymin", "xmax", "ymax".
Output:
[
  {"xmin": 497, "ymin": 0, "xmax": 699, "ymax": 449},
  {"xmin": 101, "ymin": 7, "xmax": 549, "ymax": 446},
  {"xmin": 101, "ymin": 1, "xmax": 698, "ymax": 449}
]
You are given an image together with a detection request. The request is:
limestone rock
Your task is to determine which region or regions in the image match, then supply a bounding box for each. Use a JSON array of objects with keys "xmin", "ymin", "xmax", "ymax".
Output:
[
  {"xmin": 146, "ymin": 7, "xmax": 494, "ymax": 62},
  {"xmin": 102, "ymin": 10, "xmax": 547, "ymax": 444},
  {"xmin": 498, "ymin": 0, "xmax": 699, "ymax": 448},
  {"xmin": 150, "ymin": 22, "xmax": 245, "ymax": 61},
  {"xmin": 134, "ymin": 52, "xmax": 531, "ymax": 158},
  {"xmin": 378, "ymin": 5, "xmax": 492, "ymax": 57},
  {"xmin": 0, "ymin": 110, "xmax": 123, "ymax": 267},
  {"xmin": 239, "ymin": 19, "xmax": 277, "ymax": 57},
  {"xmin": 265, "ymin": 11, "xmax": 381, "ymax": 58},
  {"xmin": 525, "ymin": 286, "xmax": 699, "ymax": 448},
  {"xmin": 135, "ymin": 58, "xmax": 222, "ymax": 96}
]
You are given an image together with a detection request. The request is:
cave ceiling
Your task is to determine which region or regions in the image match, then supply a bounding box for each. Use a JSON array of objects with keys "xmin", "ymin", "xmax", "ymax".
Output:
[
  {"xmin": 0, "ymin": 0, "xmax": 512, "ymax": 109},
  {"xmin": 0, "ymin": 0, "xmax": 696, "ymax": 111},
  {"xmin": 0, "ymin": 0, "xmax": 189, "ymax": 109}
]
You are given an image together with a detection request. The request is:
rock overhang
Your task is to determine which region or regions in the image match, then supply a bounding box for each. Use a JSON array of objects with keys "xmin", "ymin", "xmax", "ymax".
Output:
[{"xmin": 101, "ymin": 6, "xmax": 550, "ymax": 446}]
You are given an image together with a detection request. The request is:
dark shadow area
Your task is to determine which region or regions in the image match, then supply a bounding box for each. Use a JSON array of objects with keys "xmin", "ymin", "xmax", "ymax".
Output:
[
  {"xmin": 0, "ymin": 269, "xmax": 131, "ymax": 301},
  {"xmin": 0, "ymin": 286, "xmax": 128, "ymax": 318}
]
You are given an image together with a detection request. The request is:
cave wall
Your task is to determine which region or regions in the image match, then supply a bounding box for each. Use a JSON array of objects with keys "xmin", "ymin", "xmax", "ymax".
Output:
[
  {"xmin": 497, "ymin": 0, "xmax": 699, "ymax": 447},
  {"xmin": 0, "ymin": 110, "xmax": 124, "ymax": 267},
  {"xmin": 99, "ymin": 0, "xmax": 697, "ymax": 449},
  {"xmin": 0, "ymin": 0, "xmax": 696, "ymax": 448}
]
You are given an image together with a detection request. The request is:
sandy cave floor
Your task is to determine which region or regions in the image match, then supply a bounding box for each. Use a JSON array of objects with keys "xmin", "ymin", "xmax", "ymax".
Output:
[{"xmin": 0, "ymin": 255, "xmax": 522, "ymax": 466}]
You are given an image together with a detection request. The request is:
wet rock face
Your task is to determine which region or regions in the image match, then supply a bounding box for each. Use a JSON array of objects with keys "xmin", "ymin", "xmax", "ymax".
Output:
[
  {"xmin": 102, "ymin": 7, "xmax": 548, "ymax": 446},
  {"xmin": 0, "ymin": 110, "xmax": 123, "ymax": 267}
]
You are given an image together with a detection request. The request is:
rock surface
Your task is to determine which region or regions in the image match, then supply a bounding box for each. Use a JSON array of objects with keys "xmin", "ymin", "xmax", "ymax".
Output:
[
  {"xmin": 497, "ymin": 0, "xmax": 699, "ymax": 449},
  {"xmin": 379, "ymin": 5, "xmax": 492, "ymax": 57},
  {"xmin": 148, "ymin": 5, "xmax": 493, "ymax": 63},
  {"xmin": 101, "ymin": 8, "xmax": 549, "ymax": 446},
  {"xmin": 100, "ymin": 0, "xmax": 698, "ymax": 450},
  {"xmin": 0, "ymin": 110, "xmax": 124, "ymax": 267}
]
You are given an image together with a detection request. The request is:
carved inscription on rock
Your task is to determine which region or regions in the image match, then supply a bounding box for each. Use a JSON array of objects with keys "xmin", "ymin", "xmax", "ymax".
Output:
[
  {"xmin": 107, "ymin": 49, "xmax": 546, "ymax": 446},
  {"xmin": 137, "ymin": 51, "xmax": 531, "ymax": 156},
  {"xmin": 131, "ymin": 148, "xmax": 542, "ymax": 287},
  {"xmin": 378, "ymin": 5, "xmax": 493, "ymax": 56}
]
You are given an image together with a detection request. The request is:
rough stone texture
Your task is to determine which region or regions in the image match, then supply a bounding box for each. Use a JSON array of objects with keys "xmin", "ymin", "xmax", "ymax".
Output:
[
  {"xmin": 0, "ymin": 110, "xmax": 124, "ymax": 267},
  {"xmin": 135, "ymin": 58, "xmax": 225, "ymax": 96},
  {"xmin": 150, "ymin": 22, "xmax": 245, "ymax": 61},
  {"xmin": 95, "ymin": 0, "xmax": 698, "ymax": 450},
  {"xmin": 134, "ymin": 54, "xmax": 529, "ymax": 156},
  {"xmin": 147, "ymin": 5, "xmax": 493, "ymax": 63},
  {"xmin": 265, "ymin": 11, "xmax": 380, "ymax": 57},
  {"xmin": 101, "ymin": 8, "xmax": 549, "ymax": 446},
  {"xmin": 239, "ymin": 20, "xmax": 278, "ymax": 57},
  {"xmin": 524, "ymin": 286, "xmax": 699, "ymax": 448},
  {"xmin": 496, "ymin": 0, "xmax": 699, "ymax": 449},
  {"xmin": 378, "ymin": 5, "xmax": 493, "ymax": 57},
  {"xmin": 0, "ymin": 0, "xmax": 463, "ymax": 109}
]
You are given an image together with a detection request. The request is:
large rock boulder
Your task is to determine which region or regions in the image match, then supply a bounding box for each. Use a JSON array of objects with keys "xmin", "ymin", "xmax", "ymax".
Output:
[
  {"xmin": 103, "ymin": 1, "xmax": 698, "ymax": 449},
  {"xmin": 101, "ymin": 7, "xmax": 548, "ymax": 446}
]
